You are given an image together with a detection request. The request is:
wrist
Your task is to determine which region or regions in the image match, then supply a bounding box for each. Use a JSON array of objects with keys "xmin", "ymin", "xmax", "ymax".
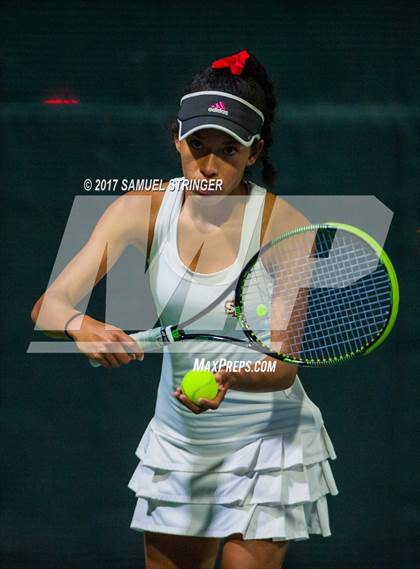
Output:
[
  {"xmin": 64, "ymin": 312, "xmax": 84, "ymax": 340},
  {"xmin": 221, "ymin": 368, "xmax": 248, "ymax": 391},
  {"xmin": 228, "ymin": 360, "xmax": 297, "ymax": 392}
]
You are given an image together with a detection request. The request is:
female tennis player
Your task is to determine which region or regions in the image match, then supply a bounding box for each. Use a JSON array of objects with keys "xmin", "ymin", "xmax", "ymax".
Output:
[{"xmin": 31, "ymin": 50, "xmax": 338, "ymax": 569}]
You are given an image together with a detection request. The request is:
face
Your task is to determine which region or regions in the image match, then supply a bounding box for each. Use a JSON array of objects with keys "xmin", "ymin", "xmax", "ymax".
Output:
[{"xmin": 174, "ymin": 129, "xmax": 264, "ymax": 196}]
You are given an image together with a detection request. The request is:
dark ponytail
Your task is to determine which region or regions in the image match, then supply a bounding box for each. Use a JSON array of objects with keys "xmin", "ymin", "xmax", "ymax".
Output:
[{"xmin": 174, "ymin": 51, "xmax": 278, "ymax": 187}]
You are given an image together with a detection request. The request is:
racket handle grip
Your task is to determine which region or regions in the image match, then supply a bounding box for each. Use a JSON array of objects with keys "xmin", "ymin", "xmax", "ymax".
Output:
[
  {"xmin": 131, "ymin": 327, "xmax": 167, "ymax": 351},
  {"xmin": 89, "ymin": 327, "xmax": 166, "ymax": 368}
]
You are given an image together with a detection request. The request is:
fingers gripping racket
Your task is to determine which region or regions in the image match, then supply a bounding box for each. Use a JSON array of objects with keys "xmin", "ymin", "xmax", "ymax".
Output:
[{"xmin": 90, "ymin": 223, "xmax": 399, "ymax": 368}]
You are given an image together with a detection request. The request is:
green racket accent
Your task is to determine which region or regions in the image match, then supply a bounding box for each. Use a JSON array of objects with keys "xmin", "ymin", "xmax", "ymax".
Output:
[{"xmin": 171, "ymin": 328, "xmax": 181, "ymax": 340}]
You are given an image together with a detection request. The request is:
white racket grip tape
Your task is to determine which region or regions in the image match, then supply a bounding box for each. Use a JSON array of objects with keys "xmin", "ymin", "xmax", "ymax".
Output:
[
  {"xmin": 89, "ymin": 326, "xmax": 171, "ymax": 368},
  {"xmin": 131, "ymin": 327, "xmax": 168, "ymax": 351}
]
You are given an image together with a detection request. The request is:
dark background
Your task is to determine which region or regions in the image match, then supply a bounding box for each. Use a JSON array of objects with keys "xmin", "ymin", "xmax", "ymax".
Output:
[{"xmin": 1, "ymin": 1, "xmax": 419, "ymax": 568}]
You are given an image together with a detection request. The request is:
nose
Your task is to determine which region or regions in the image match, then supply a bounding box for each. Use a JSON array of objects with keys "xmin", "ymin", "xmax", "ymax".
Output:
[{"xmin": 199, "ymin": 153, "xmax": 218, "ymax": 178}]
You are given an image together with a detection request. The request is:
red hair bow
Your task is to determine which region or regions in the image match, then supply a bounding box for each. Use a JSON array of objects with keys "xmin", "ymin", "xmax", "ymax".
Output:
[{"xmin": 211, "ymin": 50, "xmax": 250, "ymax": 76}]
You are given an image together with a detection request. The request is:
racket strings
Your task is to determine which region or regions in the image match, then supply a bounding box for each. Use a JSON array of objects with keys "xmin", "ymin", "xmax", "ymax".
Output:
[{"xmin": 239, "ymin": 229, "xmax": 392, "ymax": 363}]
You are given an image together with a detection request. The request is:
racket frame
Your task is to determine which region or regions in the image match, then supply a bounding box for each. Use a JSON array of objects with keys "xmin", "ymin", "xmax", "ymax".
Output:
[{"xmin": 234, "ymin": 222, "xmax": 399, "ymax": 366}]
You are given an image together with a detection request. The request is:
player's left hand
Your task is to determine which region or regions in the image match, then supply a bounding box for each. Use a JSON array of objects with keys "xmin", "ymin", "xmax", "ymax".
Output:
[{"xmin": 172, "ymin": 369, "xmax": 232, "ymax": 414}]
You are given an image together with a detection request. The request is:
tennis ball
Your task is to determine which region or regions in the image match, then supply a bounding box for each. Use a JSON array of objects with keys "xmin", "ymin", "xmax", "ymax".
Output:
[
  {"xmin": 256, "ymin": 303, "xmax": 268, "ymax": 317},
  {"xmin": 180, "ymin": 370, "xmax": 218, "ymax": 406}
]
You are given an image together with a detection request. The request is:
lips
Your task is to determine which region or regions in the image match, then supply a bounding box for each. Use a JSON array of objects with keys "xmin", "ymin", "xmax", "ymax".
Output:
[
  {"xmin": 187, "ymin": 177, "xmax": 224, "ymax": 194},
  {"xmin": 196, "ymin": 186, "xmax": 216, "ymax": 195}
]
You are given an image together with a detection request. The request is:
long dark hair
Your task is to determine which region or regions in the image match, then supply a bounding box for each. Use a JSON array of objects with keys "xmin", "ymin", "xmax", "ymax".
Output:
[{"xmin": 172, "ymin": 51, "xmax": 277, "ymax": 187}]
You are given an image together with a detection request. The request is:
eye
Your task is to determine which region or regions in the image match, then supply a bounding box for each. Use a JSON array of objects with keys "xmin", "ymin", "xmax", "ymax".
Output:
[
  {"xmin": 224, "ymin": 145, "xmax": 239, "ymax": 156},
  {"xmin": 188, "ymin": 138, "xmax": 203, "ymax": 150}
]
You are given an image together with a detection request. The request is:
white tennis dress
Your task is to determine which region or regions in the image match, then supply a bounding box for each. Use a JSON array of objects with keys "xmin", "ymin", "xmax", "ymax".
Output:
[{"xmin": 128, "ymin": 178, "xmax": 338, "ymax": 541}]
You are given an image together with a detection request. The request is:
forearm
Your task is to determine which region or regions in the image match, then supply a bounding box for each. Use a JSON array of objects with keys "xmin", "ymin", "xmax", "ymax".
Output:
[
  {"xmin": 31, "ymin": 290, "xmax": 85, "ymax": 339},
  {"xmin": 226, "ymin": 357, "xmax": 297, "ymax": 392}
]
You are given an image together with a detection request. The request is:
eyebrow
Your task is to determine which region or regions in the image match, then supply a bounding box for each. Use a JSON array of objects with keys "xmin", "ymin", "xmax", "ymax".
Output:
[{"xmin": 193, "ymin": 132, "xmax": 239, "ymax": 145}]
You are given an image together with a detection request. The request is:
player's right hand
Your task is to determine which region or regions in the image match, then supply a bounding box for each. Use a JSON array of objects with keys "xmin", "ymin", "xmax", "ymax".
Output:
[{"xmin": 68, "ymin": 315, "xmax": 144, "ymax": 368}]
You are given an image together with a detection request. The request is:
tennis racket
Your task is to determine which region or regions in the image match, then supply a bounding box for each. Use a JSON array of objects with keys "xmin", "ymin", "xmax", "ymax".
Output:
[{"xmin": 90, "ymin": 222, "xmax": 399, "ymax": 367}]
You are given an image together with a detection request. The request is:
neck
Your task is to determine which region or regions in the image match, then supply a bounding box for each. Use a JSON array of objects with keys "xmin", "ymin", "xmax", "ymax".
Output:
[{"xmin": 181, "ymin": 179, "xmax": 251, "ymax": 227}]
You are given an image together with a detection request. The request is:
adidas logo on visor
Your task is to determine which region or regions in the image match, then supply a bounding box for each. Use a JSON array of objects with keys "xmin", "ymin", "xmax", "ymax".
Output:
[{"xmin": 208, "ymin": 101, "xmax": 228, "ymax": 116}]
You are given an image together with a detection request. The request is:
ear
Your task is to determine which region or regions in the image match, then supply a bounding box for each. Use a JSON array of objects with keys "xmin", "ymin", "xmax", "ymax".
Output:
[
  {"xmin": 174, "ymin": 133, "xmax": 181, "ymax": 154},
  {"xmin": 247, "ymin": 139, "xmax": 264, "ymax": 167}
]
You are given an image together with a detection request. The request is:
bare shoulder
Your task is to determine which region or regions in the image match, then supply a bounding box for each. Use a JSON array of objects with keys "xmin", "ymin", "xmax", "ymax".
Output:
[
  {"xmin": 104, "ymin": 182, "xmax": 169, "ymax": 252},
  {"xmin": 261, "ymin": 191, "xmax": 310, "ymax": 244},
  {"xmin": 114, "ymin": 182, "xmax": 168, "ymax": 215},
  {"xmin": 270, "ymin": 193, "xmax": 310, "ymax": 230}
]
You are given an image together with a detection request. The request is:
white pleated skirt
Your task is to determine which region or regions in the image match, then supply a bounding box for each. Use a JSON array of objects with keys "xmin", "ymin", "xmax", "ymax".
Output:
[{"xmin": 127, "ymin": 417, "xmax": 338, "ymax": 542}]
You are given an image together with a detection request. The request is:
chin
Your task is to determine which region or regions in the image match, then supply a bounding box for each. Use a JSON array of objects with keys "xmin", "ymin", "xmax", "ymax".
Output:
[{"xmin": 192, "ymin": 192, "xmax": 226, "ymax": 203}]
